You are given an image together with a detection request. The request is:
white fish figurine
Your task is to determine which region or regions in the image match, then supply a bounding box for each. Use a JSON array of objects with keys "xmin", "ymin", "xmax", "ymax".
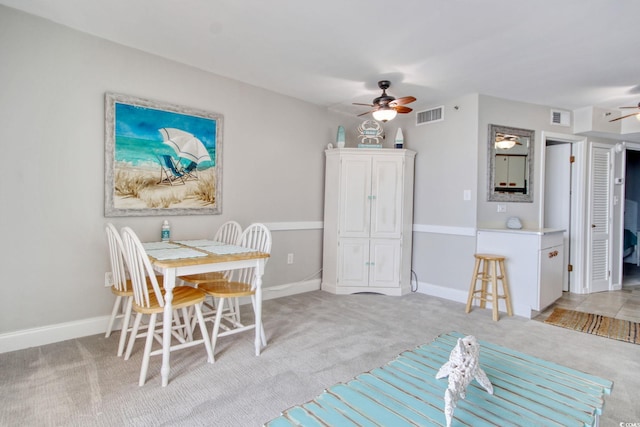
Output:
[{"xmin": 435, "ymin": 335, "xmax": 493, "ymax": 427}]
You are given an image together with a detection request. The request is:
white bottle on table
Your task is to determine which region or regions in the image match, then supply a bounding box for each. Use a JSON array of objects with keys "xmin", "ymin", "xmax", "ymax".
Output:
[{"xmin": 161, "ymin": 220, "xmax": 171, "ymax": 241}]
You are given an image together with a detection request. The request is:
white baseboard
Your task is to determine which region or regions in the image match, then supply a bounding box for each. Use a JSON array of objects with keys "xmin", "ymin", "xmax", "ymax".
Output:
[
  {"xmin": 0, "ymin": 316, "xmax": 112, "ymax": 354},
  {"xmin": 414, "ymin": 281, "xmax": 470, "ymax": 304},
  {"xmin": 0, "ymin": 279, "xmax": 320, "ymax": 354},
  {"xmin": 262, "ymin": 279, "xmax": 321, "ymax": 300},
  {"xmin": 415, "ymin": 281, "xmax": 532, "ymax": 319}
]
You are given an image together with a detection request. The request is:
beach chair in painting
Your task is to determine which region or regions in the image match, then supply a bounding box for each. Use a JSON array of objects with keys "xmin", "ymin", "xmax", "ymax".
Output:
[
  {"xmin": 181, "ymin": 161, "xmax": 199, "ymax": 181},
  {"xmin": 158, "ymin": 154, "xmax": 186, "ymax": 186}
]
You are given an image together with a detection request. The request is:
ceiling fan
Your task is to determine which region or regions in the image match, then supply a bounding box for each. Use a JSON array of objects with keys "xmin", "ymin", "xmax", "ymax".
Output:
[
  {"xmin": 609, "ymin": 102, "xmax": 640, "ymax": 122},
  {"xmin": 495, "ymin": 133, "xmax": 522, "ymax": 149},
  {"xmin": 353, "ymin": 80, "xmax": 416, "ymax": 122}
]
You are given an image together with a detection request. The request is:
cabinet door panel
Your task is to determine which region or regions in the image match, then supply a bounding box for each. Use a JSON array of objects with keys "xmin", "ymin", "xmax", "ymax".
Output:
[
  {"xmin": 509, "ymin": 156, "xmax": 526, "ymax": 188},
  {"xmin": 339, "ymin": 157, "xmax": 372, "ymax": 237},
  {"xmin": 494, "ymin": 155, "xmax": 509, "ymax": 187},
  {"xmin": 539, "ymin": 244, "xmax": 564, "ymax": 310},
  {"xmin": 338, "ymin": 239, "xmax": 369, "ymax": 287},
  {"xmin": 369, "ymin": 239, "xmax": 401, "ymax": 288},
  {"xmin": 370, "ymin": 158, "xmax": 403, "ymax": 238}
]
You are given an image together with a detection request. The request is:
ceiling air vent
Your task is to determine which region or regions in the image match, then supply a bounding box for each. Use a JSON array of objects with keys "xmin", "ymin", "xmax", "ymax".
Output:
[
  {"xmin": 416, "ymin": 106, "xmax": 444, "ymax": 125},
  {"xmin": 550, "ymin": 109, "xmax": 570, "ymax": 126}
]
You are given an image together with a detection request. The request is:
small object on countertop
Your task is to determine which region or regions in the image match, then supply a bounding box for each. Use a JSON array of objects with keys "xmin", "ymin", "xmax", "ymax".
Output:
[
  {"xmin": 161, "ymin": 220, "xmax": 171, "ymax": 241},
  {"xmin": 507, "ymin": 216, "xmax": 522, "ymax": 229}
]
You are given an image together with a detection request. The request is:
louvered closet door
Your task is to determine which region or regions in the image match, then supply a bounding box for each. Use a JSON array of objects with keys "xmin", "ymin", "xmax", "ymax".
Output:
[{"xmin": 588, "ymin": 144, "xmax": 612, "ymax": 293}]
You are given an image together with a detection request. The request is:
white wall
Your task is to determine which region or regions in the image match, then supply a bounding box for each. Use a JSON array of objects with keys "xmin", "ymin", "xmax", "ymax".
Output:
[
  {"xmin": 397, "ymin": 94, "xmax": 480, "ymax": 296},
  {"xmin": 3, "ymin": 5, "xmax": 630, "ymax": 351},
  {"xmin": 476, "ymin": 95, "xmax": 564, "ymax": 229},
  {"xmin": 0, "ymin": 6, "xmax": 338, "ymax": 344}
]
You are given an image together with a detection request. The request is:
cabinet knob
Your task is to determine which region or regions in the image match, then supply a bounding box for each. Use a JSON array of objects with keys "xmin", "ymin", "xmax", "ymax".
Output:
[{"xmin": 548, "ymin": 250, "xmax": 559, "ymax": 258}]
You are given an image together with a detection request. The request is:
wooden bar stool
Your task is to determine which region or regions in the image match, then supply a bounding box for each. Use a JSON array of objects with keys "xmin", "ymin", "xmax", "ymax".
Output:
[{"xmin": 465, "ymin": 253, "xmax": 513, "ymax": 321}]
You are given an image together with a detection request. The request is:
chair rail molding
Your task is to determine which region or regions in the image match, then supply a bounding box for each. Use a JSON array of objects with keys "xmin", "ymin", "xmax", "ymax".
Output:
[
  {"xmin": 413, "ymin": 224, "xmax": 477, "ymax": 236},
  {"xmin": 262, "ymin": 221, "xmax": 323, "ymax": 231}
]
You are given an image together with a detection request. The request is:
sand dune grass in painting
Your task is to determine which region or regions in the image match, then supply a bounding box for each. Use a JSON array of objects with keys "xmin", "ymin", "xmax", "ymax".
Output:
[{"xmin": 114, "ymin": 163, "xmax": 216, "ymax": 209}]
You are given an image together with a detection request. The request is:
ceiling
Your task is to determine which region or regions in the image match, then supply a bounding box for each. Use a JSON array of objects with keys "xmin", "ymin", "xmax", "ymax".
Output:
[{"xmin": 3, "ymin": 0, "xmax": 640, "ymax": 120}]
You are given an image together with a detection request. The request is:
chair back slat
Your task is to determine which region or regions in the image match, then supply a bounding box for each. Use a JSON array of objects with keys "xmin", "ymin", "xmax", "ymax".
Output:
[
  {"xmin": 234, "ymin": 223, "xmax": 272, "ymax": 287},
  {"xmin": 215, "ymin": 221, "xmax": 243, "ymax": 245},
  {"xmin": 105, "ymin": 223, "xmax": 129, "ymax": 292},
  {"xmin": 121, "ymin": 227, "xmax": 164, "ymax": 309}
]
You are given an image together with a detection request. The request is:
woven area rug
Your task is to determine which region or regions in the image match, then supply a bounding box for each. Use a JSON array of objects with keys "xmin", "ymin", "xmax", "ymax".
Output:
[{"xmin": 544, "ymin": 307, "xmax": 639, "ymax": 344}]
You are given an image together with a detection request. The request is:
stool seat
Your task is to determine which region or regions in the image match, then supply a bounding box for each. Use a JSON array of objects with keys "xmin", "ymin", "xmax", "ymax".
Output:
[
  {"xmin": 466, "ymin": 253, "xmax": 513, "ymax": 321},
  {"xmin": 473, "ymin": 253, "xmax": 505, "ymax": 261}
]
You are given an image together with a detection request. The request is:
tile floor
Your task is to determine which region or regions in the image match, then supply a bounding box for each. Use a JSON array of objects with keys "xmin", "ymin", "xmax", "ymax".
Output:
[{"xmin": 535, "ymin": 263, "xmax": 640, "ymax": 323}]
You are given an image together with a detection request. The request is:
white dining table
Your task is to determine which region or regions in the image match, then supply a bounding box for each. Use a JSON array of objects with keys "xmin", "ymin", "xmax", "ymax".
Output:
[{"xmin": 144, "ymin": 240, "xmax": 270, "ymax": 387}]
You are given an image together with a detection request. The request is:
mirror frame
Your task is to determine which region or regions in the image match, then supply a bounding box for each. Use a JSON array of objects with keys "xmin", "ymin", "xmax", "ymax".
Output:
[{"xmin": 487, "ymin": 124, "xmax": 535, "ymax": 203}]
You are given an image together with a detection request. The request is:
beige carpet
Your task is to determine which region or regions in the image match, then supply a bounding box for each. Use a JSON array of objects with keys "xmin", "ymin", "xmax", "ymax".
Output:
[
  {"xmin": 1, "ymin": 291, "xmax": 638, "ymax": 426},
  {"xmin": 544, "ymin": 307, "xmax": 640, "ymax": 344}
]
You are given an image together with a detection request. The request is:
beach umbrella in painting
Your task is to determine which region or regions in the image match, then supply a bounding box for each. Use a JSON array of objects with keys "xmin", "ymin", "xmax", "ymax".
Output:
[{"xmin": 159, "ymin": 128, "xmax": 212, "ymax": 164}]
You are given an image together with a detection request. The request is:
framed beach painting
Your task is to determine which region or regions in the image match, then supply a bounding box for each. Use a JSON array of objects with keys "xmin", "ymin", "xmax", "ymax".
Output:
[{"xmin": 105, "ymin": 92, "xmax": 223, "ymax": 216}]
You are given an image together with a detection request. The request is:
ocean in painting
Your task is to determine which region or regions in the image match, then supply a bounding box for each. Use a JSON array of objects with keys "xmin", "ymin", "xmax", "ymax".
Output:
[
  {"xmin": 115, "ymin": 136, "xmax": 216, "ymax": 170},
  {"xmin": 114, "ymin": 102, "xmax": 217, "ymax": 170}
]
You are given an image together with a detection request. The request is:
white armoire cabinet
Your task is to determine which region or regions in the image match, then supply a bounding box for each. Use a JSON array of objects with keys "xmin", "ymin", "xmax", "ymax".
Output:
[{"xmin": 322, "ymin": 148, "xmax": 416, "ymax": 296}]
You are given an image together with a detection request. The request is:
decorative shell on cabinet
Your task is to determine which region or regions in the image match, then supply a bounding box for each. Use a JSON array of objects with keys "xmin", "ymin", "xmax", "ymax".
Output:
[{"xmin": 507, "ymin": 216, "xmax": 523, "ymax": 229}]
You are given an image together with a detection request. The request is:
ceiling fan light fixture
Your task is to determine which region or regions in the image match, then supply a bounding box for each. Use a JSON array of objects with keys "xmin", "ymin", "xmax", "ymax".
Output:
[
  {"xmin": 495, "ymin": 139, "xmax": 517, "ymax": 149},
  {"xmin": 372, "ymin": 108, "xmax": 397, "ymax": 122}
]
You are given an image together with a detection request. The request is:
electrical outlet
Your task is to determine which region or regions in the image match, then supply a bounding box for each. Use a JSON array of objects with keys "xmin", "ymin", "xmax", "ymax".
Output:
[
  {"xmin": 104, "ymin": 272, "xmax": 114, "ymax": 287},
  {"xmin": 497, "ymin": 204, "xmax": 507, "ymax": 213},
  {"xmin": 287, "ymin": 253, "xmax": 294, "ymax": 264}
]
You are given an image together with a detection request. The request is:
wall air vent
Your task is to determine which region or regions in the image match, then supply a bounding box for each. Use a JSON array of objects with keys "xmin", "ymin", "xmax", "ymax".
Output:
[
  {"xmin": 551, "ymin": 109, "xmax": 570, "ymax": 126},
  {"xmin": 416, "ymin": 106, "xmax": 444, "ymax": 125}
]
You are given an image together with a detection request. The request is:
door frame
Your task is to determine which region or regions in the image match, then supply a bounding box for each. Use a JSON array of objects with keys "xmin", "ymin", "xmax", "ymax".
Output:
[
  {"xmin": 539, "ymin": 131, "xmax": 587, "ymax": 294},
  {"xmin": 617, "ymin": 141, "xmax": 640, "ymax": 288}
]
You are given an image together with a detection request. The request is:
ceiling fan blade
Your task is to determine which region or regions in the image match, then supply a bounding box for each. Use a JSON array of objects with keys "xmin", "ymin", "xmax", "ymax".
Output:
[
  {"xmin": 357, "ymin": 109, "xmax": 376, "ymax": 117},
  {"xmin": 609, "ymin": 112, "xmax": 640, "ymax": 122},
  {"xmin": 394, "ymin": 106, "xmax": 413, "ymax": 114},
  {"xmin": 352, "ymin": 102, "xmax": 374, "ymax": 107},
  {"xmin": 619, "ymin": 106, "xmax": 640, "ymax": 109},
  {"xmin": 390, "ymin": 96, "xmax": 416, "ymax": 106}
]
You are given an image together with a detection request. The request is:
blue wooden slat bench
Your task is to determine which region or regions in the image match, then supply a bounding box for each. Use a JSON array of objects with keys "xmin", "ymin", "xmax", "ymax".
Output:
[{"xmin": 265, "ymin": 331, "xmax": 613, "ymax": 427}]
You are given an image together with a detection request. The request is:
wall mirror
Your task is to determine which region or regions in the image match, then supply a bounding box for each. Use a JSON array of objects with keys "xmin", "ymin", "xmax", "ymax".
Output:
[{"xmin": 487, "ymin": 124, "xmax": 534, "ymax": 202}]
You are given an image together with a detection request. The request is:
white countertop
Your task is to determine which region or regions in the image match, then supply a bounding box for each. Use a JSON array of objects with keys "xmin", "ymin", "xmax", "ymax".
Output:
[{"xmin": 477, "ymin": 227, "xmax": 565, "ymax": 235}]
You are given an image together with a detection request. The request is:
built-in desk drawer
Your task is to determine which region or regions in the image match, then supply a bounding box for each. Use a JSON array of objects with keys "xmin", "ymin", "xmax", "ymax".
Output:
[{"xmin": 541, "ymin": 231, "xmax": 563, "ymax": 249}]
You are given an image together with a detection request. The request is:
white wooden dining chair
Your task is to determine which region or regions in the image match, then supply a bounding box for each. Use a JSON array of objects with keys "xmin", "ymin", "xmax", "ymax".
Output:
[
  {"xmin": 104, "ymin": 223, "xmax": 135, "ymax": 357},
  {"xmin": 105, "ymin": 223, "xmax": 166, "ymax": 357},
  {"xmin": 179, "ymin": 220, "xmax": 243, "ymax": 322},
  {"xmin": 196, "ymin": 223, "xmax": 271, "ymax": 361},
  {"xmin": 180, "ymin": 220, "xmax": 242, "ymax": 285},
  {"xmin": 120, "ymin": 226, "xmax": 214, "ymax": 386}
]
